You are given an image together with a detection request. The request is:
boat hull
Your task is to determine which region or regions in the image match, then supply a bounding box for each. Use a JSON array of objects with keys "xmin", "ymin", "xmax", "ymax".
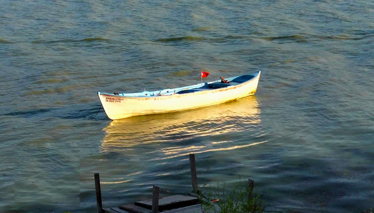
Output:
[{"xmin": 98, "ymin": 72, "xmax": 260, "ymax": 120}]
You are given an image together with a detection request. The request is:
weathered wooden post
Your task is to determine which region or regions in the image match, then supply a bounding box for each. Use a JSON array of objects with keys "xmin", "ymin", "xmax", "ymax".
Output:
[
  {"xmin": 94, "ymin": 173, "xmax": 103, "ymax": 213},
  {"xmin": 248, "ymin": 179, "xmax": 254, "ymax": 201},
  {"xmin": 152, "ymin": 185, "xmax": 160, "ymax": 213},
  {"xmin": 189, "ymin": 154, "xmax": 198, "ymax": 193}
]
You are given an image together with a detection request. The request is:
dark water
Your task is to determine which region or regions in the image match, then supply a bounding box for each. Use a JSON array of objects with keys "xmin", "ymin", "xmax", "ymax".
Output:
[{"xmin": 1, "ymin": 0, "xmax": 374, "ymax": 212}]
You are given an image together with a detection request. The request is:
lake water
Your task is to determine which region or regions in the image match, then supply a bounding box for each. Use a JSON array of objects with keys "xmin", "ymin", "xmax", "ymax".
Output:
[{"xmin": 1, "ymin": 0, "xmax": 374, "ymax": 212}]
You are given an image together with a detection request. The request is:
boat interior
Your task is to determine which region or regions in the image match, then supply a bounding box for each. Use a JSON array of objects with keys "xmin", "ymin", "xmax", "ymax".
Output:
[
  {"xmin": 101, "ymin": 74, "xmax": 257, "ymax": 97},
  {"xmin": 176, "ymin": 75, "xmax": 255, "ymax": 94}
]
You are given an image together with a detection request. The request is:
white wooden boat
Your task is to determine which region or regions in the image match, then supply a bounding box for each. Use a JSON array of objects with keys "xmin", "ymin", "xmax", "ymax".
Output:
[{"xmin": 98, "ymin": 71, "xmax": 261, "ymax": 120}]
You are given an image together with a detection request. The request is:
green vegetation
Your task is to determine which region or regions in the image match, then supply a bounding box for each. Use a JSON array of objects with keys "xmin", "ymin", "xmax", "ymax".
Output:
[{"xmin": 197, "ymin": 181, "xmax": 265, "ymax": 213}]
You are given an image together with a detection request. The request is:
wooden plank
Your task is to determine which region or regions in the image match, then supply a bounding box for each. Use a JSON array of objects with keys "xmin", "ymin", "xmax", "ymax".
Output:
[
  {"xmin": 95, "ymin": 173, "xmax": 103, "ymax": 213},
  {"xmin": 110, "ymin": 207, "xmax": 130, "ymax": 213},
  {"xmin": 152, "ymin": 186, "xmax": 160, "ymax": 213},
  {"xmin": 248, "ymin": 179, "xmax": 254, "ymax": 200},
  {"xmin": 189, "ymin": 154, "xmax": 198, "ymax": 193},
  {"xmin": 103, "ymin": 208, "xmax": 117, "ymax": 213},
  {"xmin": 103, "ymin": 208, "xmax": 113, "ymax": 213},
  {"xmin": 135, "ymin": 195, "xmax": 199, "ymax": 211},
  {"xmin": 162, "ymin": 204, "xmax": 203, "ymax": 213},
  {"xmin": 119, "ymin": 203, "xmax": 151, "ymax": 213}
]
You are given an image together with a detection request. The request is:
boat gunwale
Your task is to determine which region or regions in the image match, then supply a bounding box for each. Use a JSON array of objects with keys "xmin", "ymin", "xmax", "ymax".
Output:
[{"xmin": 98, "ymin": 71, "xmax": 260, "ymax": 99}]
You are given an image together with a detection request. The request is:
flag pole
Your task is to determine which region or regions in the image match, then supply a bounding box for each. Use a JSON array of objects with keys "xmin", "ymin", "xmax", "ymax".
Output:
[{"xmin": 201, "ymin": 71, "xmax": 209, "ymax": 84}]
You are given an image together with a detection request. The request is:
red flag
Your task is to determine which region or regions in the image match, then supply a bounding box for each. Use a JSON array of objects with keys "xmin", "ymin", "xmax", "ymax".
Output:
[{"xmin": 201, "ymin": 71, "xmax": 209, "ymax": 78}]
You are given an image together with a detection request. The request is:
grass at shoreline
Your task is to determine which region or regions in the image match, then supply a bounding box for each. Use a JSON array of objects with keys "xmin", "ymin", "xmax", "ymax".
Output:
[{"xmin": 197, "ymin": 181, "xmax": 265, "ymax": 213}]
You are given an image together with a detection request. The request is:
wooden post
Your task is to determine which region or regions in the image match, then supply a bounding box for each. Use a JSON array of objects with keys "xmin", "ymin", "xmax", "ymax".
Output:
[
  {"xmin": 94, "ymin": 173, "xmax": 103, "ymax": 213},
  {"xmin": 189, "ymin": 154, "xmax": 198, "ymax": 193},
  {"xmin": 152, "ymin": 185, "xmax": 160, "ymax": 213},
  {"xmin": 248, "ymin": 179, "xmax": 254, "ymax": 201}
]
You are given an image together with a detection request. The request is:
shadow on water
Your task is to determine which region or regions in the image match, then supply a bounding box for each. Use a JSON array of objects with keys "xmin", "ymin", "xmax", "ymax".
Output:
[
  {"xmin": 153, "ymin": 33, "xmax": 374, "ymax": 46},
  {"xmin": 2, "ymin": 104, "xmax": 108, "ymax": 120},
  {"xmin": 31, "ymin": 37, "xmax": 113, "ymax": 44},
  {"xmin": 155, "ymin": 36, "xmax": 204, "ymax": 42},
  {"xmin": 58, "ymin": 104, "xmax": 108, "ymax": 120},
  {"xmin": 260, "ymin": 34, "xmax": 308, "ymax": 42},
  {"xmin": 258, "ymin": 33, "xmax": 374, "ymax": 43},
  {"xmin": 3, "ymin": 108, "xmax": 55, "ymax": 118},
  {"xmin": 154, "ymin": 35, "xmax": 249, "ymax": 44}
]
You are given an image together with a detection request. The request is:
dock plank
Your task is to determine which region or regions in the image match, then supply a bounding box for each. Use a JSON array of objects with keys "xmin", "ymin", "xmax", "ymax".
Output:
[
  {"xmin": 110, "ymin": 207, "xmax": 130, "ymax": 213},
  {"xmin": 135, "ymin": 195, "xmax": 199, "ymax": 211},
  {"xmin": 119, "ymin": 203, "xmax": 151, "ymax": 213},
  {"xmin": 162, "ymin": 204, "xmax": 203, "ymax": 213},
  {"xmin": 103, "ymin": 208, "xmax": 117, "ymax": 213}
]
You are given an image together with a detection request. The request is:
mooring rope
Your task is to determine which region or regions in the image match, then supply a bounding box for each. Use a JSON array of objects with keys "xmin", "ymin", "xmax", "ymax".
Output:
[{"xmin": 91, "ymin": 106, "xmax": 103, "ymax": 119}]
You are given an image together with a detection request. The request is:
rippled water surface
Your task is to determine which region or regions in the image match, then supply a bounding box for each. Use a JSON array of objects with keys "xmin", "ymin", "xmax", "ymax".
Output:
[{"xmin": 1, "ymin": 0, "xmax": 374, "ymax": 212}]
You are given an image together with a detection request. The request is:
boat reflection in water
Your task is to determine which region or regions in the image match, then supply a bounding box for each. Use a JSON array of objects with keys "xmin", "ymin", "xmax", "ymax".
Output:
[{"xmin": 101, "ymin": 96, "xmax": 263, "ymax": 158}]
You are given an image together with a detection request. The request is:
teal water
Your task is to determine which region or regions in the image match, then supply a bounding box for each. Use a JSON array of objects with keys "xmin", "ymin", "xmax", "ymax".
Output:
[{"xmin": 1, "ymin": 0, "xmax": 374, "ymax": 212}]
